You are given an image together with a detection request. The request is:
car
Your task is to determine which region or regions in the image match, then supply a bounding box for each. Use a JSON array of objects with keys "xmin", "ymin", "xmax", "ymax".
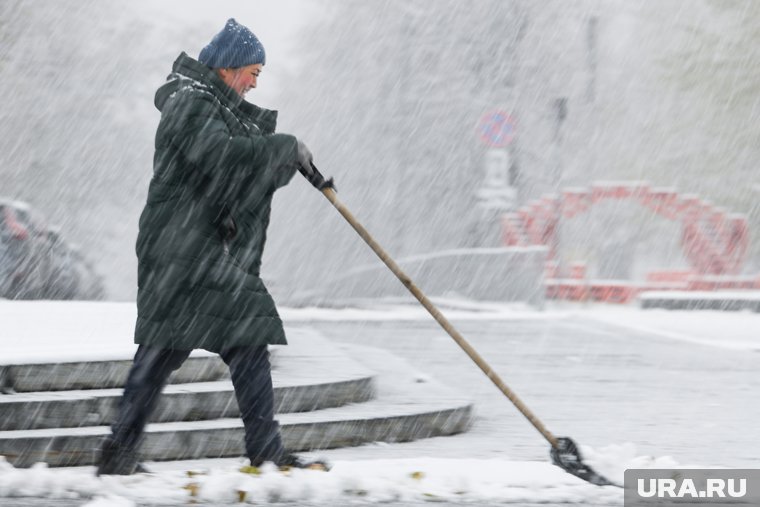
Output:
[{"xmin": 0, "ymin": 199, "xmax": 104, "ymax": 300}]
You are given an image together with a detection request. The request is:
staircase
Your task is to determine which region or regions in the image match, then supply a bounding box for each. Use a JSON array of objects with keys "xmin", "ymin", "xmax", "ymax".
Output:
[{"xmin": 0, "ymin": 328, "xmax": 473, "ymax": 468}]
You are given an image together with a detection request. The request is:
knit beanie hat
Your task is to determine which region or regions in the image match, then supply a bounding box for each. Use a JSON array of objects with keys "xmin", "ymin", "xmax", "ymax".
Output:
[{"xmin": 198, "ymin": 18, "xmax": 266, "ymax": 69}]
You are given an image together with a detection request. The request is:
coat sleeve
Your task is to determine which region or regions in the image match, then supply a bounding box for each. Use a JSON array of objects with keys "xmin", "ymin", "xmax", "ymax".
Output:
[
  {"xmin": 159, "ymin": 89, "xmax": 298, "ymax": 201},
  {"xmin": 262, "ymin": 134, "xmax": 299, "ymax": 190}
]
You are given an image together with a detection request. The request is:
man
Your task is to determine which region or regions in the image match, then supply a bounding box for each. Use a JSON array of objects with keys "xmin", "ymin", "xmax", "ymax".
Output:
[{"xmin": 97, "ymin": 18, "xmax": 331, "ymax": 475}]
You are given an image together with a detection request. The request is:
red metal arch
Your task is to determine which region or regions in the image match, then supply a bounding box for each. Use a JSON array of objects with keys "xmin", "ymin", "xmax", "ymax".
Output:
[{"xmin": 501, "ymin": 182, "xmax": 749, "ymax": 276}]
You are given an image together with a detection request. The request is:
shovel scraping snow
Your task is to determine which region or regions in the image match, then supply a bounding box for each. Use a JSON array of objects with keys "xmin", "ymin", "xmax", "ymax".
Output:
[{"xmin": 309, "ymin": 164, "xmax": 617, "ymax": 487}]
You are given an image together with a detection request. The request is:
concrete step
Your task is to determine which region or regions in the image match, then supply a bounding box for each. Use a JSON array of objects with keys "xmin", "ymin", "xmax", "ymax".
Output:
[
  {"xmin": 0, "ymin": 342, "xmax": 473, "ymax": 468},
  {"xmin": 0, "ymin": 386, "xmax": 472, "ymax": 468},
  {"xmin": 0, "ymin": 355, "xmax": 229, "ymax": 393},
  {"xmin": 0, "ymin": 302, "xmax": 236, "ymax": 393},
  {"xmin": 0, "ymin": 376, "xmax": 375, "ymax": 431},
  {"xmin": 0, "ymin": 325, "xmax": 359, "ymax": 394},
  {"xmin": 0, "ymin": 329, "xmax": 377, "ymax": 431},
  {"xmin": 0, "ymin": 309, "xmax": 474, "ymax": 469}
]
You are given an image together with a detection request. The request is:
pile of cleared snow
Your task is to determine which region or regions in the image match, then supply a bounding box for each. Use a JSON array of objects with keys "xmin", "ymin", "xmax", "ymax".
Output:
[
  {"xmin": 582, "ymin": 442, "xmax": 680, "ymax": 483},
  {"xmin": 0, "ymin": 445, "xmax": 681, "ymax": 505}
]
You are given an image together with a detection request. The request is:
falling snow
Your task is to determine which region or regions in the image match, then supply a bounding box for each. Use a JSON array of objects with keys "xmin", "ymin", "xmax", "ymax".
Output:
[{"xmin": 1, "ymin": 1, "xmax": 759, "ymax": 506}]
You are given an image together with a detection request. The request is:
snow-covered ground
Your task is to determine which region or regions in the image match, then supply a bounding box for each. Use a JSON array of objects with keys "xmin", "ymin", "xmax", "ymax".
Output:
[
  {"xmin": 1, "ymin": 298, "xmax": 758, "ymax": 505},
  {"xmin": 4, "ymin": 298, "xmax": 757, "ymax": 362},
  {"xmin": 1, "ymin": 452, "xmax": 670, "ymax": 506},
  {"xmin": 285, "ymin": 299, "xmax": 760, "ymax": 352}
]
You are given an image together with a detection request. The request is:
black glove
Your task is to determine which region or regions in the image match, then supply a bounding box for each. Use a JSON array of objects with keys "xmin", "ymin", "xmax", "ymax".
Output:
[{"xmin": 298, "ymin": 161, "xmax": 336, "ymax": 191}]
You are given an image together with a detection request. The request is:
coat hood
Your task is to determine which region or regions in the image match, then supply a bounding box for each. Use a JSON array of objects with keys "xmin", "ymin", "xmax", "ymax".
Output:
[{"xmin": 154, "ymin": 52, "xmax": 278, "ymax": 134}]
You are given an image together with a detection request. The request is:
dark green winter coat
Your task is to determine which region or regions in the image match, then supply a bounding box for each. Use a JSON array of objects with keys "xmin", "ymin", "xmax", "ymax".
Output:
[{"xmin": 134, "ymin": 52, "xmax": 298, "ymax": 352}]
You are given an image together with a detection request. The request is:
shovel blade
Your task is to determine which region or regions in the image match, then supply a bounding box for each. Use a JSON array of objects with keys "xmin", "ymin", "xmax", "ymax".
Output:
[{"xmin": 550, "ymin": 437, "xmax": 619, "ymax": 487}]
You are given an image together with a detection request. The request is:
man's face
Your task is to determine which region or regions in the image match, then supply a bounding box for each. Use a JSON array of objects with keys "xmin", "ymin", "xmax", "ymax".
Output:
[{"xmin": 218, "ymin": 63, "xmax": 263, "ymax": 97}]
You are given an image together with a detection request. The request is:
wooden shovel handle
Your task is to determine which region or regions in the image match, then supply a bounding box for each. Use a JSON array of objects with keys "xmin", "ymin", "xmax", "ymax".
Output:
[{"xmin": 320, "ymin": 186, "xmax": 558, "ymax": 448}]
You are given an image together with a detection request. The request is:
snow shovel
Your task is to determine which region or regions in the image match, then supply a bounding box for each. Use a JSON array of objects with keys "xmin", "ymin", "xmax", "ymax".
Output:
[{"xmin": 307, "ymin": 163, "xmax": 617, "ymax": 487}]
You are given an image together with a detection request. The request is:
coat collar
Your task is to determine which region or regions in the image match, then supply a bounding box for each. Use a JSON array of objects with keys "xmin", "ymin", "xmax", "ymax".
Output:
[{"xmin": 156, "ymin": 52, "xmax": 279, "ymax": 134}]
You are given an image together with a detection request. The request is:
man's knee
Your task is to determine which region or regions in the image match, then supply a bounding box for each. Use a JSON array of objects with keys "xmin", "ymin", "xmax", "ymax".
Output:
[
  {"xmin": 129, "ymin": 346, "xmax": 190, "ymax": 385},
  {"xmin": 221, "ymin": 345, "xmax": 270, "ymax": 372}
]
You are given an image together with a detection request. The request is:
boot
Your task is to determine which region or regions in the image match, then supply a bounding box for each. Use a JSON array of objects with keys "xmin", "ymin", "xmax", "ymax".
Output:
[
  {"xmin": 96, "ymin": 438, "xmax": 149, "ymax": 476},
  {"xmin": 251, "ymin": 453, "xmax": 330, "ymax": 471}
]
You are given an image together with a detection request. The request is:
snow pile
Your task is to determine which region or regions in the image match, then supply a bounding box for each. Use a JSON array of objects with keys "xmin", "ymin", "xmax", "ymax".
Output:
[
  {"xmin": 0, "ymin": 458, "xmax": 99, "ymax": 499},
  {"xmin": 205, "ymin": 460, "xmax": 612, "ymax": 504},
  {"xmin": 582, "ymin": 442, "xmax": 681, "ymax": 485},
  {"xmin": 0, "ymin": 447, "xmax": 682, "ymax": 505}
]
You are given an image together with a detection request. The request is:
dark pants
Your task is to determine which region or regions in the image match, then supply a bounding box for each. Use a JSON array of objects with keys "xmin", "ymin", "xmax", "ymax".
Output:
[{"xmin": 109, "ymin": 345, "xmax": 284, "ymax": 464}]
